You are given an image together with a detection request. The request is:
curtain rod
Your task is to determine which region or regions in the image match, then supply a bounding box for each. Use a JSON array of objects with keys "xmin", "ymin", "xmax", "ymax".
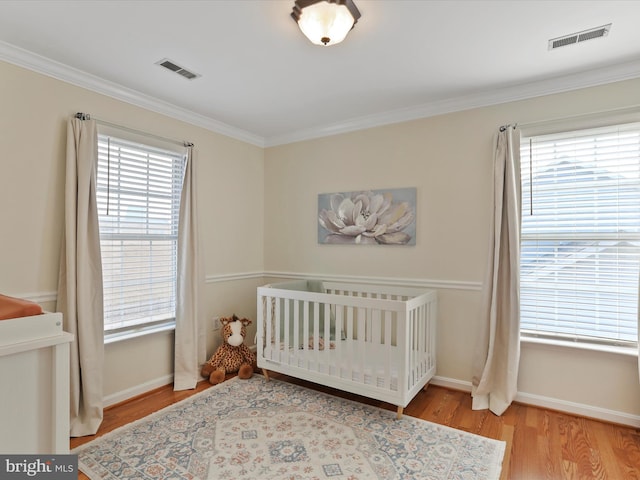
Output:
[
  {"xmin": 75, "ymin": 113, "xmax": 194, "ymax": 148},
  {"xmin": 516, "ymin": 104, "xmax": 640, "ymax": 131}
]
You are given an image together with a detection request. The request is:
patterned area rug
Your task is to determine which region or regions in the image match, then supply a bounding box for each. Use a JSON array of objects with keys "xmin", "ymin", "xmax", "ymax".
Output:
[{"xmin": 74, "ymin": 376, "xmax": 505, "ymax": 479}]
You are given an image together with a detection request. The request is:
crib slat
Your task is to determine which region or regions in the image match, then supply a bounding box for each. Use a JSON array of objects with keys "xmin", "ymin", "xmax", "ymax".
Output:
[
  {"xmin": 270, "ymin": 296, "xmax": 275, "ymax": 358},
  {"xmin": 396, "ymin": 309, "xmax": 408, "ymax": 396},
  {"xmin": 414, "ymin": 307, "xmax": 420, "ymax": 386},
  {"xmin": 293, "ymin": 299, "xmax": 300, "ymax": 353},
  {"xmin": 283, "ymin": 299, "xmax": 290, "ymax": 358},
  {"xmin": 371, "ymin": 308, "xmax": 381, "ymax": 389},
  {"xmin": 346, "ymin": 306, "xmax": 354, "ymax": 382},
  {"xmin": 335, "ymin": 306, "xmax": 342, "ymax": 379},
  {"xmin": 303, "ymin": 300, "xmax": 310, "ymax": 369},
  {"xmin": 429, "ymin": 301, "xmax": 435, "ymax": 371},
  {"xmin": 324, "ymin": 301, "xmax": 330, "ymax": 372},
  {"xmin": 313, "ymin": 300, "xmax": 320, "ymax": 371},
  {"xmin": 359, "ymin": 307, "xmax": 366, "ymax": 385},
  {"xmin": 405, "ymin": 310, "xmax": 415, "ymax": 389},
  {"xmin": 410, "ymin": 308, "xmax": 416, "ymax": 391},
  {"xmin": 384, "ymin": 310, "xmax": 392, "ymax": 390},
  {"xmin": 274, "ymin": 297, "xmax": 281, "ymax": 362},
  {"xmin": 415, "ymin": 307, "xmax": 421, "ymax": 385},
  {"xmin": 372, "ymin": 309, "xmax": 381, "ymax": 345},
  {"xmin": 261, "ymin": 295, "xmax": 269, "ymax": 358},
  {"xmin": 420, "ymin": 304, "xmax": 426, "ymax": 376},
  {"xmin": 415, "ymin": 305, "xmax": 421, "ymax": 378}
]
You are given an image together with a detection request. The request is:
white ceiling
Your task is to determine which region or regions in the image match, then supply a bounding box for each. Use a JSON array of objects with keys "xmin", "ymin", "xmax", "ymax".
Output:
[{"xmin": 1, "ymin": 0, "xmax": 640, "ymax": 146}]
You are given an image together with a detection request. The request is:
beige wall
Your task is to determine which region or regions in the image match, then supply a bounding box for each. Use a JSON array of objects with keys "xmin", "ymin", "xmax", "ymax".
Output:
[
  {"xmin": 264, "ymin": 78, "xmax": 640, "ymax": 421},
  {"xmin": 0, "ymin": 60, "xmax": 264, "ymax": 399},
  {"xmin": 2, "ymin": 57, "xmax": 639, "ymax": 422}
]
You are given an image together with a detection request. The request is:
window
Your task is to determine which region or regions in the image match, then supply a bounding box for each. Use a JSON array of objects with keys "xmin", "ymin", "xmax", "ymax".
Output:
[
  {"xmin": 97, "ymin": 133, "xmax": 185, "ymax": 336},
  {"xmin": 520, "ymin": 122, "xmax": 640, "ymax": 348}
]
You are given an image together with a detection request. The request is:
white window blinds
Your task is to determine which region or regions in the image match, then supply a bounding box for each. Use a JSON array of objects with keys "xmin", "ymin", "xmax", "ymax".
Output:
[
  {"xmin": 97, "ymin": 134, "xmax": 185, "ymax": 333},
  {"xmin": 520, "ymin": 122, "xmax": 640, "ymax": 347}
]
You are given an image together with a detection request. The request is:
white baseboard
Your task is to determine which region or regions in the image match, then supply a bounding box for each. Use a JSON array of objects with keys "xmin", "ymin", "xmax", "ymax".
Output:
[
  {"xmin": 102, "ymin": 372, "xmax": 640, "ymax": 427},
  {"xmin": 514, "ymin": 391, "xmax": 640, "ymax": 428},
  {"xmin": 98, "ymin": 347, "xmax": 256, "ymax": 409},
  {"xmin": 431, "ymin": 375, "xmax": 473, "ymax": 392},
  {"xmin": 103, "ymin": 374, "xmax": 174, "ymax": 408},
  {"xmin": 431, "ymin": 375, "xmax": 640, "ymax": 428}
]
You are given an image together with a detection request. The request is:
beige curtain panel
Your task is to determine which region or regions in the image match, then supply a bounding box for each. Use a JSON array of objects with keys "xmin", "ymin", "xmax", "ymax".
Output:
[
  {"xmin": 174, "ymin": 146, "xmax": 206, "ymax": 390},
  {"xmin": 57, "ymin": 116, "xmax": 105, "ymax": 436},
  {"xmin": 472, "ymin": 126, "xmax": 522, "ymax": 416}
]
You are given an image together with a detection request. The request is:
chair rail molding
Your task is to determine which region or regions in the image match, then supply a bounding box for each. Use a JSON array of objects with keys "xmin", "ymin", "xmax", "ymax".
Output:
[
  {"xmin": 261, "ymin": 271, "xmax": 482, "ymax": 291},
  {"xmin": 12, "ymin": 291, "xmax": 58, "ymax": 304}
]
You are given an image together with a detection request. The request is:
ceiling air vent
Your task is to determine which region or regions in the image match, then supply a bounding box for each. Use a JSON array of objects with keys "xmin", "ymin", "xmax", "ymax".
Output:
[
  {"xmin": 156, "ymin": 58, "xmax": 200, "ymax": 80},
  {"xmin": 548, "ymin": 24, "xmax": 611, "ymax": 50}
]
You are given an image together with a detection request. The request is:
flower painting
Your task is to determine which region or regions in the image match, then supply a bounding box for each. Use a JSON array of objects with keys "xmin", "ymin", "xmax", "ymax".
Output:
[{"xmin": 318, "ymin": 188, "xmax": 416, "ymax": 245}]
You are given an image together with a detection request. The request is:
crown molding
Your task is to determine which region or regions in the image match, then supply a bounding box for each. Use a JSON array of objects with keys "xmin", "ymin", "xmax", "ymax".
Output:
[
  {"xmin": 3, "ymin": 40, "xmax": 640, "ymax": 149},
  {"xmin": 0, "ymin": 40, "xmax": 265, "ymax": 147},
  {"xmin": 265, "ymin": 58, "xmax": 640, "ymax": 147}
]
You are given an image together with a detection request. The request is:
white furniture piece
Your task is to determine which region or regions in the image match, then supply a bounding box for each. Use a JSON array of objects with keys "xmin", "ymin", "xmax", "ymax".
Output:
[
  {"xmin": 0, "ymin": 312, "xmax": 73, "ymax": 454},
  {"xmin": 257, "ymin": 280, "xmax": 437, "ymax": 418}
]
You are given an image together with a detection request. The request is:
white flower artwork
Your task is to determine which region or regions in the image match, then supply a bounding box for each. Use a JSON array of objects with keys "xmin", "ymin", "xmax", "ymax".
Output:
[{"xmin": 318, "ymin": 188, "xmax": 417, "ymax": 245}]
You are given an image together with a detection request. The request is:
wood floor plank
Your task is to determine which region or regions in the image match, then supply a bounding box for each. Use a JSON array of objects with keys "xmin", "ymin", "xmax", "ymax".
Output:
[
  {"xmin": 589, "ymin": 422, "xmax": 623, "ymax": 480},
  {"xmin": 609, "ymin": 422, "xmax": 640, "ymax": 480},
  {"xmin": 538, "ymin": 409, "xmax": 560, "ymax": 480},
  {"xmin": 498, "ymin": 423, "xmax": 514, "ymax": 480},
  {"xmin": 70, "ymin": 374, "xmax": 640, "ymax": 479}
]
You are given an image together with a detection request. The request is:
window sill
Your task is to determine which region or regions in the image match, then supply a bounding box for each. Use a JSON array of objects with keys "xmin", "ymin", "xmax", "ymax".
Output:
[
  {"xmin": 104, "ymin": 321, "xmax": 175, "ymax": 345},
  {"xmin": 520, "ymin": 336, "xmax": 638, "ymax": 357}
]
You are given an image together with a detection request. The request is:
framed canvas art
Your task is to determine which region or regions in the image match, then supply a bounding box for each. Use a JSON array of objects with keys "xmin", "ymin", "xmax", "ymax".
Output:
[{"xmin": 318, "ymin": 188, "xmax": 416, "ymax": 245}]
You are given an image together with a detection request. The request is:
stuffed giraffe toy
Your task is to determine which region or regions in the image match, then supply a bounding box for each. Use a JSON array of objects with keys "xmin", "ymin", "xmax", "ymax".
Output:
[{"xmin": 201, "ymin": 315, "xmax": 255, "ymax": 385}]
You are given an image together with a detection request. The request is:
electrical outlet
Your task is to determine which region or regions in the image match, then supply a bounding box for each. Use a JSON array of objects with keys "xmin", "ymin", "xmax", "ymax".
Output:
[{"xmin": 211, "ymin": 316, "xmax": 220, "ymax": 331}]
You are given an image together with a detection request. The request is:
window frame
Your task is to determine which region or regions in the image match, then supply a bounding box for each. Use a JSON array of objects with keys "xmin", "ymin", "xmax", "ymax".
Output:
[
  {"xmin": 519, "ymin": 115, "xmax": 640, "ymax": 351},
  {"xmin": 96, "ymin": 126, "xmax": 185, "ymax": 341}
]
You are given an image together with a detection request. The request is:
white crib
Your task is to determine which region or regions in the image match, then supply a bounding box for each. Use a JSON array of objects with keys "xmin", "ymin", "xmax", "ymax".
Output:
[{"xmin": 257, "ymin": 280, "xmax": 437, "ymax": 418}]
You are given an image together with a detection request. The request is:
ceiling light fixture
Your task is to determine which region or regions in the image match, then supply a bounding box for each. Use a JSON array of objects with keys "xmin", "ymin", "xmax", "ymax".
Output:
[{"xmin": 291, "ymin": 0, "xmax": 361, "ymax": 46}]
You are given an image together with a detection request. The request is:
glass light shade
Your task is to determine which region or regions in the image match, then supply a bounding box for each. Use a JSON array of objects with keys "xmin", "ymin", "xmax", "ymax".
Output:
[{"xmin": 296, "ymin": 2, "xmax": 355, "ymax": 46}]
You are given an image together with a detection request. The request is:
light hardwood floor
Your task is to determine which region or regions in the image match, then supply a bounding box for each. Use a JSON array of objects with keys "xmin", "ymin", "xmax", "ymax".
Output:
[{"xmin": 71, "ymin": 373, "xmax": 640, "ymax": 479}]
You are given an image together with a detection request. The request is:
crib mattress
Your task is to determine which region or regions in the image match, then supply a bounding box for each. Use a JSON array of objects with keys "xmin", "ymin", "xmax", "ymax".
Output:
[{"xmin": 263, "ymin": 341, "xmax": 429, "ymax": 392}]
